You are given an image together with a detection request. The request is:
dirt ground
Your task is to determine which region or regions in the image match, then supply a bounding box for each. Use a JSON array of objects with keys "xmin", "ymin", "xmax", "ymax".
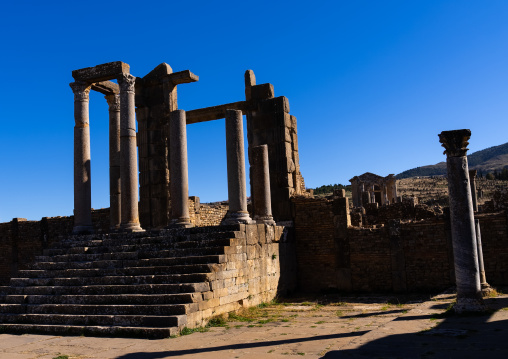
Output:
[{"xmin": 1, "ymin": 290, "xmax": 508, "ymax": 359}]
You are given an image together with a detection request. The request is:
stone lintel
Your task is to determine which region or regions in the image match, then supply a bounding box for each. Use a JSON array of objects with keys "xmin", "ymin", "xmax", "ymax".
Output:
[
  {"xmin": 166, "ymin": 70, "xmax": 199, "ymax": 85},
  {"xmin": 72, "ymin": 61, "xmax": 130, "ymax": 83},
  {"xmin": 186, "ymin": 101, "xmax": 253, "ymax": 124},
  {"xmin": 91, "ymin": 81, "xmax": 120, "ymax": 95},
  {"xmin": 439, "ymin": 129, "xmax": 471, "ymax": 157}
]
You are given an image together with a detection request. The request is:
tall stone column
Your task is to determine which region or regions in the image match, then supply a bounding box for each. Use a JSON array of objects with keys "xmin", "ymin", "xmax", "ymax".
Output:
[
  {"xmin": 70, "ymin": 81, "xmax": 93, "ymax": 234},
  {"xmin": 168, "ymin": 110, "xmax": 192, "ymax": 228},
  {"xmin": 252, "ymin": 144, "xmax": 275, "ymax": 225},
  {"xmin": 118, "ymin": 73, "xmax": 143, "ymax": 232},
  {"xmin": 469, "ymin": 169, "xmax": 478, "ymax": 212},
  {"xmin": 106, "ymin": 94, "xmax": 121, "ymax": 230},
  {"xmin": 475, "ymin": 219, "xmax": 493, "ymax": 295},
  {"xmin": 439, "ymin": 129, "xmax": 484, "ymax": 312},
  {"xmin": 223, "ymin": 109, "xmax": 252, "ymax": 225}
]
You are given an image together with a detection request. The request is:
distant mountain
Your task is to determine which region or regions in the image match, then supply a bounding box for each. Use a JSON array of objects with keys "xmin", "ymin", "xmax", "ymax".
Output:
[{"xmin": 397, "ymin": 142, "xmax": 508, "ymax": 179}]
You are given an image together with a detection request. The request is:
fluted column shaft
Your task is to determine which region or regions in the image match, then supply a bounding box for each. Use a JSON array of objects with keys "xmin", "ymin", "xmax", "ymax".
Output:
[
  {"xmin": 106, "ymin": 94, "xmax": 121, "ymax": 230},
  {"xmin": 223, "ymin": 110, "xmax": 252, "ymax": 224},
  {"xmin": 118, "ymin": 74, "xmax": 142, "ymax": 232},
  {"xmin": 439, "ymin": 129, "xmax": 484, "ymax": 312},
  {"xmin": 252, "ymin": 144, "xmax": 275, "ymax": 224},
  {"xmin": 70, "ymin": 82, "xmax": 93, "ymax": 234},
  {"xmin": 168, "ymin": 110, "xmax": 192, "ymax": 227}
]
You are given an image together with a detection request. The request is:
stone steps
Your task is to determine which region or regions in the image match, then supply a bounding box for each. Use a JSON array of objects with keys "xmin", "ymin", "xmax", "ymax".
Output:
[
  {"xmin": 17, "ymin": 263, "xmax": 216, "ymax": 278},
  {"xmin": 30, "ymin": 254, "xmax": 226, "ymax": 270},
  {"xmin": 0, "ymin": 313, "xmax": 187, "ymax": 328},
  {"xmin": 10, "ymin": 273, "xmax": 211, "ymax": 287},
  {"xmin": 1, "ymin": 282, "xmax": 209, "ymax": 295},
  {"xmin": 0, "ymin": 323, "xmax": 177, "ymax": 339},
  {"xmin": 0, "ymin": 303, "xmax": 190, "ymax": 316},
  {"xmin": 2, "ymin": 293, "xmax": 201, "ymax": 305},
  {"xmin": 0, "ymin": 226, "xmax": 242, "ymax": 338}
]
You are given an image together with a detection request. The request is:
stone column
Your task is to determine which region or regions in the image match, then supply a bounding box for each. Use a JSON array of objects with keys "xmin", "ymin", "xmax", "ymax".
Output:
[
  {"xmin": 106, "ymin": 94, "xmax": 121, "ymax": 230},
  {"xmin": 251, "ymin": 144, "xmax": 275, "ymax": 224},
  {"xmin": 223, "ymin": 109, "xmax": 252, "ymax": 225},
  {"xmin": 118, "ymin": 73, "xmax": 143, "ymax": 232},
  {"xmin": 469, "ymin": 169, "xmax": 478, "ymax": 212},
  {"xmin": 475, "ymin": 219, "xmax": 493, "ymax": 295},
  {"xmin": 439, "ymin": 129, "xmax": 484, "ymax": 312},
  {"xmin": 168, "ymin": 110, "xmax": 192, "ymax": 228},
  {"xmin": 70, "ymin": 81, "xmax": 93, "ymax": 234}
]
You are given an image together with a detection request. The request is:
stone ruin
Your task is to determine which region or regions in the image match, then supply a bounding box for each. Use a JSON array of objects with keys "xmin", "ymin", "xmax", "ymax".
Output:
[
  {"xmin": 350, "ymin": 172, "xmax": 397, "ymax": 208},
  {"xmin": 69, "ymin": 61, "xmax": 308, "ymax": 234},
  {"xmin": 0, "ymin": 61, "xmax": 506, "ymax": 337}
]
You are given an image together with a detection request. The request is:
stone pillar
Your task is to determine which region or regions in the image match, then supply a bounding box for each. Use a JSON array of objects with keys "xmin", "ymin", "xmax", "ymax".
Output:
[
  {"xmin": 70, "ymin": 81, "xmax": 93, "ymax": 234},
  {"xmin": 469, "ymin": 169, "xmax": 478, "ymax": 212},
  {"xmin": 118, "ymin": 73, "xmax": 143, "ymax": 232},
  {"xmin": 223, "ymin": 109, "xmax": 252, "ymax": 225},
  {"xmin": 439, "ymin": 129, "xmax": 484, "ymax": 312},
  {"xmin": 168, "ymin": 110, "xmax": 192, "ymax": 228},
  {"xmin": 106, "ymin": 94, "xmax": 121, "ymax": 230},
  {"xmin": 251, "ymin": 144, "xmax": 275, "ymax": 225},
  {"xmin": 475, "ymin": 219, "xmax": 493, "ymax": 295}
]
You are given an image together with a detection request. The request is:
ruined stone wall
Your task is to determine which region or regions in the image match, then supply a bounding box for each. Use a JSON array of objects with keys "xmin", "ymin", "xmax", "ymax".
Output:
[
  {"xmin": 247, "ymin": 80, "xmax": 308, "ymax": 222},
  {"xmin": 293, "ymin": 197, "xmax": 508, "ymax": 293},
  {"xmin": 186, "ymin": 224, "xmax": 297, "ymax": 327}
]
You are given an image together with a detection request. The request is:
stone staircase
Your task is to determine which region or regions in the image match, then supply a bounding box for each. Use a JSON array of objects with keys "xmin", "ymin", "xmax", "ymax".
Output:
[{"xmin": 0, "ymin": 225, "xmax": 244, "ymax": 338}]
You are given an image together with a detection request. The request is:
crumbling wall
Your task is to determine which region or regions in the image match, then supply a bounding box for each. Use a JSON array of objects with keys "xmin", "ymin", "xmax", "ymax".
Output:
[
  {"xmin": 293, "ymin": 197, "xmax": 508, "ymax": 292},
  {"xmin": 246, "ymin": 72, "xmax": 308, "ymax": 222},
  {"xmin": 186, "ymin": 224, "xmax": 297, "ymax": 327}
]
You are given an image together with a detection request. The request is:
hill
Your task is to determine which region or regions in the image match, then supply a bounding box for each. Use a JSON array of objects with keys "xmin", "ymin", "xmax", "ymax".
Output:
[{"xmin": 397, "ymin": 142, "xmax": 508, "ymax": 179}]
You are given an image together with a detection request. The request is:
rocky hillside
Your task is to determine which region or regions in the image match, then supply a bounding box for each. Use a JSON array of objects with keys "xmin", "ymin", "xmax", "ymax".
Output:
[{"xmin": 397, "ymin": 142, "xmax": 508, "ymax": 179}]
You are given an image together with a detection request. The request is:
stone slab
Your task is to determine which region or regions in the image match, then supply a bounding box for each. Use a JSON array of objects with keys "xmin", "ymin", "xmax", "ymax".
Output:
[{"xmin": 72, "ymin": 61, "xmax": 130, "ymax": 83}]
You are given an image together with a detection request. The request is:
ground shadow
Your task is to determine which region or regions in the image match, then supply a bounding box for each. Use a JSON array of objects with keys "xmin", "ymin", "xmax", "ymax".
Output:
[
  {"xmin": 113, "ymin": 331, "xmax": 368, "ymax": 359},
  {"xmin": 320, "ymin": 296, "xmax": 508, "ymax": 358}
]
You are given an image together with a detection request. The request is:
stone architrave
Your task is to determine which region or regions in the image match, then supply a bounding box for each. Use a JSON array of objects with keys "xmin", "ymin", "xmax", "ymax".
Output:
[
  {"xmin": 70, "ymin": 81, "xmax": 93, "ymax": 234},
  {"xmin": 475, "ymin": 219, "xmax": 493, "ymax": 295},
  {"xmin": 168, "ymin": 110, "xmax": 193, "ymax": 228},
  {"xmin": 251, "ymin": 144, "xmax": 275, "ymax": 225},
  {"xmin": 469, "ymin": 169, "xmax": 478, "ymax": 212},
  {"xmin": 439, "ymin": 129, "xmax": 485, "ymax": 312},
  {"xmin": 223, "ymin": 109, "xmax": 253, "ymax": 225},
  {"xmin": 118, "ymin": 73, "xmax": 143, "ymax": 232},
  {"xmin": 106, "ymin": 94, "xmax": 121, "ymax": 230}
]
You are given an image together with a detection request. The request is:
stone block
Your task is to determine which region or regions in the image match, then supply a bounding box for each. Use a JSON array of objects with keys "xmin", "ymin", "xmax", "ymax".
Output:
[
  {"xmin": 251, "ymin": 83, "xmax": 274, "ymax": 100},
  {"xmin": 266, "ymin": 225, "xmax": 275, "ymax": 243},
  {"xmin": 257, "ymin": 224, "xmax": 266, "ymax": 244},
  {"xmin": 246, "ymin": 225, "xmax": 258, "ymax": 245},
  {"xmin": 72, "ymin": 61, "xmax": 130, "ymax": 82}
]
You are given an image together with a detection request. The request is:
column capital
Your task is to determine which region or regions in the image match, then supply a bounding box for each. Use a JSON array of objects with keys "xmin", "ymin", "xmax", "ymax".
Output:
[
  {"xmin": 439, "ymin": 129, "xmax": 471, "ymax": 157},
  {"xmin": 69, "ymin": 81, "xmax": 91, "ymax": 102},
  {"xmin": 105, "ymin": 94, "xmax": 120, "ymax": 111},
  {"xmin": 118, "ymin": 73, "xmax": 136, "ymax": 93}
]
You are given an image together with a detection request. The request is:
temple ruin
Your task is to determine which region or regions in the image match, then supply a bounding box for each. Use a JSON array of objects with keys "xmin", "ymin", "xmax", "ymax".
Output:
[
  {"xmin": 0, "ymin": 61, "xmax": 506, "ymax": 337},
  {"xmin": 350, "ymin": 172, "xmax": 397, "ymax": 207}
]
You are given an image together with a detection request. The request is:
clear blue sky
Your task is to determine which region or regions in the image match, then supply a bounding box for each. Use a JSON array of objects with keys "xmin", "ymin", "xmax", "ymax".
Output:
[{"xmin": 1, "ymin": 1, "xmax": 507, "ymax": 221}]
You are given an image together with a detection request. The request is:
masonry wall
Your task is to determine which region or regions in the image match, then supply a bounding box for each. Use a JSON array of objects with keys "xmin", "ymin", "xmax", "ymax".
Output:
[
  {"xmin": 293, "ymin": 196, "xmax": 508, "ymax": 293},
  {"xmin": 186, "ymin": 223, "xmax": 297, "ymax": 327}
]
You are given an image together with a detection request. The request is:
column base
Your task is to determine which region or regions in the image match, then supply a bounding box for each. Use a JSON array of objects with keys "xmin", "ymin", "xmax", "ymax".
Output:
[
  {"xmin": 254, "ymin": 215, "xmax": 276, "ymax": 225},
  {"xmin": 166, "ymin": 218, "xmax": 194, "ymax": 229},
  {"xmin": 222, "ymin": 211, "xmax": 254, "ymax": 225},
  {"xmin": 119, "ymin": 222, "xmax": 144, "ymax": 233},
  {"xmin": 72, "ymin": 225, "xmax": 94, "ymax": 235},
  {"xmin": 454, "ymin": 296, "xmax": 487, "ymax": 313},
  {"xmin": 481, "ymin": 283, "xmax": 495, "ymax": 297}
]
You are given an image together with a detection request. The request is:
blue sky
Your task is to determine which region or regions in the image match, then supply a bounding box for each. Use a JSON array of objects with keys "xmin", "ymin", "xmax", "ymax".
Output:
[{"xmin": 1, "ymin": 1, "xmax": 507, "ymax": 221}]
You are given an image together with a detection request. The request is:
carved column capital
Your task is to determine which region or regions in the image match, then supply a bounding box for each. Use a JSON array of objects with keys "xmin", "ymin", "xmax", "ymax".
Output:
[
  {"xmin": 439, "ymin": 129, "xmax": 471, "ymax": 157},
  {"xmin": 70, "ymin": 82, "xmax": 91, "ymax": 102},
  {"xmin": 118, "ymin": 73, "xmax": 136, "ymax": 93},
  {"xmin": 105, "ymin": 94, "xmax": 120, "ymax": 111}
]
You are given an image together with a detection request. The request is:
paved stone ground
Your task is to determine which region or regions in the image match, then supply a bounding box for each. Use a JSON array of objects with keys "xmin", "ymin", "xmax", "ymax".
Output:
[{"xmin": 1, "ymin": 291, "xmax": 508, "ymax": 359}]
